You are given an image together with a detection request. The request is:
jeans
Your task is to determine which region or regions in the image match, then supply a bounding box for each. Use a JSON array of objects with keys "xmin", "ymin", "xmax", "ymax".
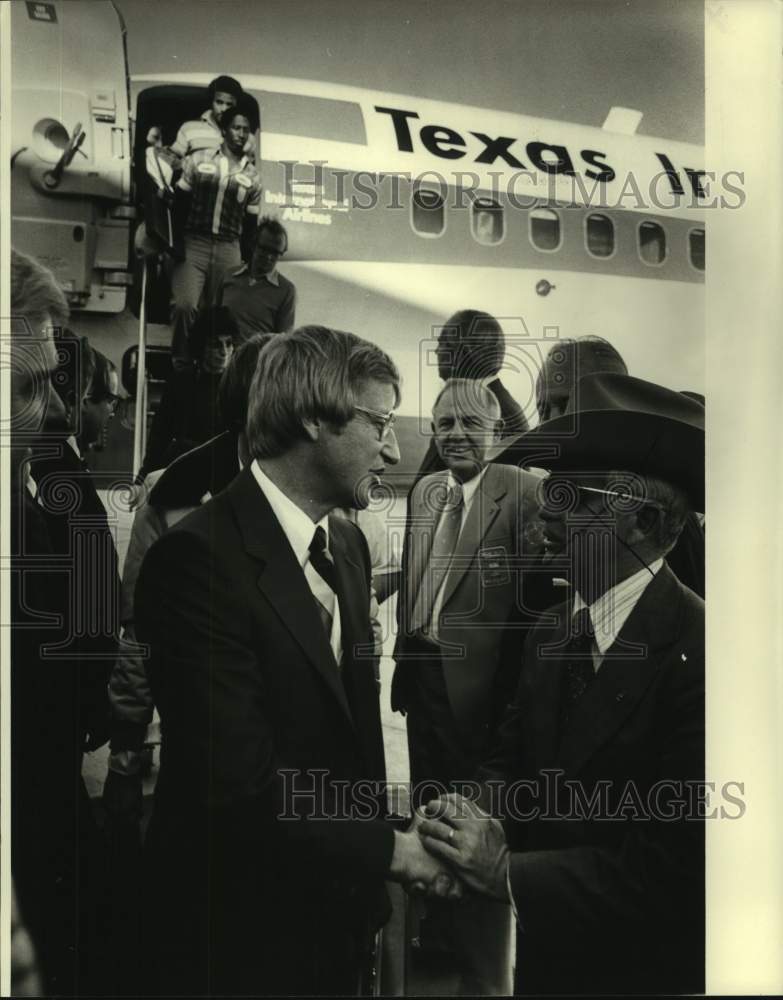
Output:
[{"xmin": 170, "ymin": 234, "xmax": 241, "ymax": 364}]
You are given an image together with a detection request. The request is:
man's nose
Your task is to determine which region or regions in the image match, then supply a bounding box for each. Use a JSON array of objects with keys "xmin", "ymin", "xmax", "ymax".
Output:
[{"xmin": 381, "ymin": 428, "xmax": 401, "ymax": 466}]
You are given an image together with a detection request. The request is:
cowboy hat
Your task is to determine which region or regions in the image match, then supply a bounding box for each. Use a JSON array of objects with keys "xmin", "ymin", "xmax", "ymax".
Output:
[{"xmin": 492, "ymin": 372, "xmax": 705, "ymax": 510}]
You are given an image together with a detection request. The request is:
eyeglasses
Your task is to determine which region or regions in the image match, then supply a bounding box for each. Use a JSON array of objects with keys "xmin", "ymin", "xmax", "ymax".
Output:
[{"xmin": 354, "ymin": 405, "xmax": 396, "ymax": 441}]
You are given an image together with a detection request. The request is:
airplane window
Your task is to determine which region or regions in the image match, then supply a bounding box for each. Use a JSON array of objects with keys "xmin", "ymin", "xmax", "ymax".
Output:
[
  {"xmin": 638, "ymin": 221, "xmax": 666, "ymax": 265},
  {"xmin": 472, "ymin": 198, "xmax": 504, "ymax": 245},
  {"xmin": 586, "ymin": 213, "xmax": 614, "ymax": 258},
  {"xmin": 689, "ymin": 228, "xmax": 705, "ymax": 271},
  {"xmin": 250, "ymin": 92, "xmax": 367, "ymax": 145},
  {"xmin": 412, "ymin": 187, "xmax": 446, "ymax": 237},
  {"xmin": 529, "ymin": 207, "xmax": 561, "ymax": 251}
]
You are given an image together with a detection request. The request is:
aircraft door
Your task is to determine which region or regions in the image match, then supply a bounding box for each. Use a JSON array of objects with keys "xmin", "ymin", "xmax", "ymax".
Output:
[{"xmin": 10, "ymin": 0, "xmax": 133, "ymax": 313}]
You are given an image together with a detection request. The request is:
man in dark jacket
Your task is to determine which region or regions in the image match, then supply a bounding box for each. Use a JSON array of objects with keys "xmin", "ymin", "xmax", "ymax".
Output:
[
  {"xmin": 496, "ymin": 335, "xmax": 705, "ymax": 597},
  {"xmin": 419, "ymin": 374, "xmax": 705, "ymax": 996},
  {"xmin": 135, "ymin": 326, "xmax": 462, "ymax": 996},
  {"xmin": 9, "ymin": 250, "xmax": 110, "ymax": 995}
]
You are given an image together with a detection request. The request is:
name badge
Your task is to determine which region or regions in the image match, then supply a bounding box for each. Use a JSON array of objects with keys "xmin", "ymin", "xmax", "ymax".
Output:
[
  {"xmin": 235, "ymin": 173, "xmax": 252, "ymax": 188},
  {"xmin": 478, "ymin": 545, "xmax": 510, "ymax": 586},
  {"xmin": 196, "ymin": 162, "xmax": 218, "ymax": 175}
]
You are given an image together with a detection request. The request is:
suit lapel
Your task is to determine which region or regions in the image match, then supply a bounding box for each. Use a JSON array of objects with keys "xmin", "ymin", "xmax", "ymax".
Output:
[
  {"xmin": 227, "ymin": 468, "xmax": 355, "ymax": 729},
  {"xmin": 528, "ymin": 601, "xmax": 570, "ymax": 771},
  {"xmin": 440, "ymin": 465, "xmax": 505, "ymax": 609},
  {"xmin": 558, "ymin": 565, "xmax": 687, "ymax": 775}
]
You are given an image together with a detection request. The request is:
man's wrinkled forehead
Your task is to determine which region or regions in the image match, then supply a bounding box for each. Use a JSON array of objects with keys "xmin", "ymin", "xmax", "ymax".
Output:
[{"xmin": 433, "ymin": 383, "xmax": 499, "ymax": 422}]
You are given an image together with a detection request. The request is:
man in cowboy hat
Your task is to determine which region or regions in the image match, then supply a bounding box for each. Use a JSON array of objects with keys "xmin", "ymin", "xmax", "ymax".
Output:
[
  {"xmin": 498, "ymin": 335, "xmax": 705, "ymax": 597},
  {"xmin": 417, "ymin": 372, "xmax": 706, "ymax": 995}
]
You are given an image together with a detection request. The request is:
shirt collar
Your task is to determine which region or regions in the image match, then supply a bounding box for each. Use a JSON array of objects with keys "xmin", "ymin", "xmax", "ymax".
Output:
[
  {"xmin": 248, "ymin": 266, "xmax": 279, "ymax": 287},
  {"xmin": 446, "ymin": 465, "xmax": 487, "ymax": 511},
  {"xmin": 572, "ymin": 558, "xmax": 664, "ymax": 655},
  {"xmin": 250, "ymin": 459, "xmax": 329, "ymax": 568},
  {"xmin": 211, "ymin": 145, "xmax": 248, "ymax": 172},
  {"xmin": 65, "ymin": 435, "xmax": 82, "ymax": 459},
  {"xmin": 201, "ymin": 109, "xmax": 219, "ymax": 130}
]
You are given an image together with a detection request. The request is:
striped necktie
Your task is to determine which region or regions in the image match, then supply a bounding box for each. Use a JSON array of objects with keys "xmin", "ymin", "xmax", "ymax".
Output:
[
  {"xmin": 309, "ymin": 525, "xmax": 337, "ymax": 643},
  {"xmin": 410, "ymin": 481, "xmax": 464, "ymax": 635}
]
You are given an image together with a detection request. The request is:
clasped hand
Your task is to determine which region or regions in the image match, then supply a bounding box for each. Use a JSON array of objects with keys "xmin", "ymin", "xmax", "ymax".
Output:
[
  {"xmin": 417, "ymin": 793, "xmax": 511, "ymax": 902},
  {"xmin": 393, "ymin": 794, "xmax": 510, "ymax": 902},
  {"xmin": 391, "ymin": 808, "xmax": 463, "ymax": 901}
]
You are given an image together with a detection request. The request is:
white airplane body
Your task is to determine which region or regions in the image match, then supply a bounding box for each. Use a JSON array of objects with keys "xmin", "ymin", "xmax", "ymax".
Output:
[{"xmin": 10, "ymin": 1, "xmax": 707, "ymax": 475}]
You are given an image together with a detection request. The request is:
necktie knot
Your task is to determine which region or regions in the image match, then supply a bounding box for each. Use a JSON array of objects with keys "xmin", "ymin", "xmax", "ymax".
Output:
[
  {"xmin": 442, "ymin": 481, "xmax": 464, "ymax": 513},
  {"xmin": 561, "ymin": 605, "xmax": 596, "ymax": 723},
  {"xmin": 310, "ymin": 525, "xmax": 328, "ymax": 558},
  {"xmin": 309, "ymin": 525, "xmax": 337, "ymax": 593},
  {"xmin": 572, "ymin": 606, "xmax": 594, "ymax": 641}
]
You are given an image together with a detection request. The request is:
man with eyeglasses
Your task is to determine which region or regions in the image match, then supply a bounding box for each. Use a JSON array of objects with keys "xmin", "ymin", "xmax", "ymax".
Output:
[
  {"xmin": 134, "ymin": 326, "xmax": 466, "ymax": 997},
  {"xmin": 417, "ymin": 372, "xmax": 705, "ymax": 996},
  {"xmin": 217, "ymin": 217, "xmax": 296, "ymax": 340}
]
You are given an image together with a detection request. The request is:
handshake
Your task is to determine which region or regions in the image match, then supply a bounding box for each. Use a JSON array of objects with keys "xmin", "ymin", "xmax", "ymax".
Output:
[{"xmin": 389, "ymin": 793, "xmax": 511, "ymax": 903}]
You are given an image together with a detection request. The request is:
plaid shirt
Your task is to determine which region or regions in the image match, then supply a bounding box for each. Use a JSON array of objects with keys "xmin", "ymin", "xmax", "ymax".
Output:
[
  {"xmin": 170, "ymin": 109, "xmax": 257, "ymax": 162},
  {"xmin": 177, "ymin": 147, "xmax": 261, "ymax": 241}
]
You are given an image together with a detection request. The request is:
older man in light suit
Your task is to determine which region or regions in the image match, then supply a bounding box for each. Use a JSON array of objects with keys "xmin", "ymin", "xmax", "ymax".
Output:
[{"xmin": 392, "ymin": 378, "xmax": 549, "ymax": 994}]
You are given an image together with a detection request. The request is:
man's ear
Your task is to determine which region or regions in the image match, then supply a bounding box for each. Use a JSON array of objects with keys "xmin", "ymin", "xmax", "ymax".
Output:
[
  {"xmin": 301, "ymin": 417, "xmax": 320, "ymax": 443},
  {"xmin": 492, "ymin": 417, "xmax": 505, "ymax": 443}
]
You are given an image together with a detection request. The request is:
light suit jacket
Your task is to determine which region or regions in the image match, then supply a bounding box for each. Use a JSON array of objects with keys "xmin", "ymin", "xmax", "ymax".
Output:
[{"xmin": 393, "ymin": 462, "xmax": 551, "ymax": 764}]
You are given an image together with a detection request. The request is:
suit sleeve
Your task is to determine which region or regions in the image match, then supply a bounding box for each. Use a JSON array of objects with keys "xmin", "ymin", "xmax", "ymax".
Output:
[
  {"xmin": 506, "ymin": 637, "xmax": 704, "ymax": 935},
  {"xmin": 135, "ymin": 529, "xmax": 395, "ymax": 883}
]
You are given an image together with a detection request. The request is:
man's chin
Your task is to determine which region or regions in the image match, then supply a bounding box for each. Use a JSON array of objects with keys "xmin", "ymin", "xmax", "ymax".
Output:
[{"xmin": 444, "ymin": 456, "xmax": 482, "ymax": 482}]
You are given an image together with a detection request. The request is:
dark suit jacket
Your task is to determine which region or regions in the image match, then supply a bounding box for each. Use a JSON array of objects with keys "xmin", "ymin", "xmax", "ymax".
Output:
[
  {"xmin": 482, "ymin": 564, "xmax": 704, "ymax": 995},
  {"xmin": 135, "ymin": 466, "xmax": 395, "ymax": 996},
  {"xmin": 10, "ymin": 483, "xmax": 108, "ymax": 995},
  {"xmin": 109, "ymin": 432, "xmax": 241, "ymax": 752},
  {"xmin": 393, "ymin": 464, "xmax": 554, "ymax": 769},
  {"xmin": 29, "ymin": 441, "xmax": 118, "ymax": 739}
]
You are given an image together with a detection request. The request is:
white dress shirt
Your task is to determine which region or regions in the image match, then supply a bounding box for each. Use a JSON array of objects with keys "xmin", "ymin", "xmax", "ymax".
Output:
[
  {"xmin": 572, "ymin": 558, "xmax": 664, "ymax": 671},
  {"xmin": 251, "ymin": 460, "xmax": 342, "ymax": 664}
]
